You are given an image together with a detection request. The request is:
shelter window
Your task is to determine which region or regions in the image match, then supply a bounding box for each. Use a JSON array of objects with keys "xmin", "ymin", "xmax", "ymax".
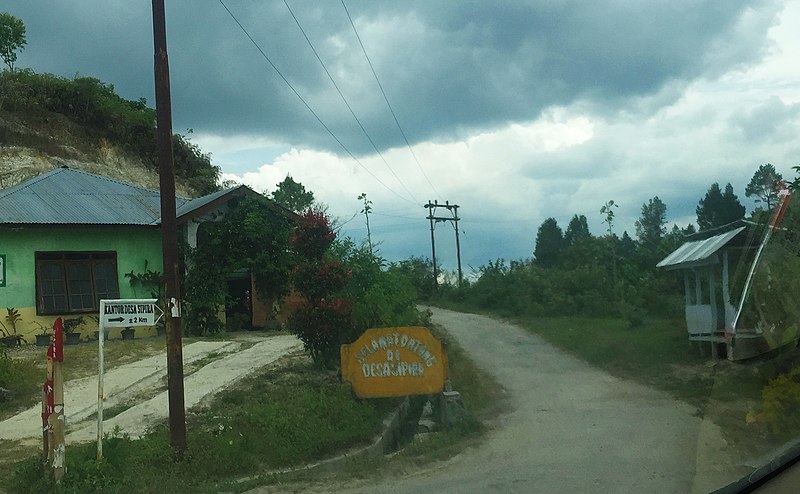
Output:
[{"xmin": 35, "ymin": 252, "xmax": 120, "ymax": 315}]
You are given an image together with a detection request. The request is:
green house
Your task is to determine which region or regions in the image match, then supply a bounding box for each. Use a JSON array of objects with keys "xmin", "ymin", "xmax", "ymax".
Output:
[{"xmin": 0, "ymin": 166, "xmax": 289, "ymax": 343}]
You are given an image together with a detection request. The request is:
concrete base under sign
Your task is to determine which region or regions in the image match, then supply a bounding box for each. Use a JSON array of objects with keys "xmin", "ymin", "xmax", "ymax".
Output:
[{"xmin": 439, "ymin": 390, "xmax": 466, "ymax": 428}]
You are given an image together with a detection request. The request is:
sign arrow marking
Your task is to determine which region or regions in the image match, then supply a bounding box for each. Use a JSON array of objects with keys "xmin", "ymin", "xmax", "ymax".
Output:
[{"xmin": 108, "ymin": 317, "xmax": 125, "ymax": 323}]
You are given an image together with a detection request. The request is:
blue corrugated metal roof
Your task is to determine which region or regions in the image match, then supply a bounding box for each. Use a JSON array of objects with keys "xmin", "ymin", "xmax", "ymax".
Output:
[
  {"xmin": 0, "ymin": 167, "xmax": 191, "ymax": 225},
  {"xmin": 657, "ymin": 226, "xmax": 746, "ymax": 270}
]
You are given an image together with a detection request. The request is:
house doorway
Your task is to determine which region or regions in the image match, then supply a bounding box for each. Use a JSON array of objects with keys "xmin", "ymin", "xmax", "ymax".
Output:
[{"xmin": 226, "ymin": 271, "xmax": 253, "ymax": 331}]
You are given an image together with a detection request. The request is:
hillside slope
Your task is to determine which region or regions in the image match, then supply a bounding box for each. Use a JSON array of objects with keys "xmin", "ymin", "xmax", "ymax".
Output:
[
  {"xmin": 0, "ymin": 70, "xmax": 219, "ymax": 197},
  {"xmin": 0, "ymin": 111, "xmax": 195, "ymax": 196}
]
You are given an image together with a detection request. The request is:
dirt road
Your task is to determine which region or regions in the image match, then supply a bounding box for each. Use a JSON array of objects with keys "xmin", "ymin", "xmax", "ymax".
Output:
[
  {"xmin": 0, "ymin": 334, "xmax": 301, "ymax": 445},
  {"xmin": 340, "ymin": 308, "xmax": 717, "ymax": 493}
]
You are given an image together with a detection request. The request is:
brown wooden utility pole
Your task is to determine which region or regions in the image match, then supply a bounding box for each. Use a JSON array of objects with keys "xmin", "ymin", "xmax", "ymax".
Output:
[
  {"xmin": 453, "ymin": 203, "xmax": 462, "ymax": 285},
  {"xmin": 426, "ymin": 201, "xmax": 438, "ymax": 288},
  {"xmin": 425, "ymin": 201, "xmax": 463, "ymax": 287},
  {"xmin": 152, "ymin": 0, "xmax": 187, "ymax": 454}
]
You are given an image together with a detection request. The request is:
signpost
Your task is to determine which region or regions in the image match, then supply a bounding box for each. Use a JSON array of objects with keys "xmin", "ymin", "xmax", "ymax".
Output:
[
  {"xmin": 0, "ymin": 254, "xmax": 5, "ymax": 287},
  {"xmin": 340, "ymin": 327, "xmax": 448, "ymax": 398},
  {"xmin": 96, "ymin": 299, "xmax": 162, "ymax": 460},
  {"xmin": 42, "ymin": 318, "xmax": 64, "ymax": 481}
]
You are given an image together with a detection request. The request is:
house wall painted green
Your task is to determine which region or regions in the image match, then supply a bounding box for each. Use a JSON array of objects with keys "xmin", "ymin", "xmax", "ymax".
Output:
[{"xmin": 0, "ymin": 225, "xmax": 163, "ymax": 342}]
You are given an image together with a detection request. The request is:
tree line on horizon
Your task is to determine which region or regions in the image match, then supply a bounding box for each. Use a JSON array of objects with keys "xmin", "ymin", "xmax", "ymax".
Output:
[{"xmin": 431, "ymin": 164, "xmax": 793, "ymax": 323}]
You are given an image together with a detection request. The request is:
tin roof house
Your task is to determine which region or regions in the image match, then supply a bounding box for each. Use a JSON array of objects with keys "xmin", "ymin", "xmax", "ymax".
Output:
[{"xmin": 0, "ymin": 166, "xmax": 294, "ymax": 343}]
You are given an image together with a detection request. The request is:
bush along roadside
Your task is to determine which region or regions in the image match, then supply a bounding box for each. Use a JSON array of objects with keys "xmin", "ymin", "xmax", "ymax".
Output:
[
  {"xmin": 287, "ymin": 210, "xmax": 425, "ymax": 369},
  {"xmin": 6, "ymin": 354, "xmax": 392, "ymax": 494},
  {"xmin": 0, "ymin": 344, "xmax": 40, "ymax": 420}
]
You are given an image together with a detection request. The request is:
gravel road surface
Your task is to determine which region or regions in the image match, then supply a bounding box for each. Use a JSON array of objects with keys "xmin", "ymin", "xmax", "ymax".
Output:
[{"xmin": 337, "ymin": 308, "xmax": 722, "ymax": 493}]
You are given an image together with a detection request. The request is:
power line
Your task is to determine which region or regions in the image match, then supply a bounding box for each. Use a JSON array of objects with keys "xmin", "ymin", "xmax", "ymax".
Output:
[
  {"xmin": 372, "ymin": 211, "xmax": 421, "ymax": 220},
  {"xmin": 340, "ymin": 221, "xmax": 421, "ymax": 233},
  {"xmin": 217, "ymin": 0, "xmax": 417, "ymax": 207},
  {"xmin": 283, "ymin": 0, "xmax": 419, "ymax": 205},
  {"xmin": 333, "ymin": 212, "xmax": 359, "ymax": 231},
  {"xmin": 341, "ymin": 0, "xmax": 441, "ymax": 199}
]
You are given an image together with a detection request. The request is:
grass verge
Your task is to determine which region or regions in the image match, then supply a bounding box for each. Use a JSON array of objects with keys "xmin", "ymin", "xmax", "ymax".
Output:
[
  {"xmin": 517, "ymin": 316, "xmax": 716, "ymax": 405},
  {"xmin": 3, "ymin": 353, "xmax": 391, "ymax": 494},
  {"xmin": 513, "ymin": 314, "xmax": 800, "ymax": 457}
]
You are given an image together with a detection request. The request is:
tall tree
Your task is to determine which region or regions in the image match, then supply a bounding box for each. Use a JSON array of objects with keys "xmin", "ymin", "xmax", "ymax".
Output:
[
  {"xmin": 696, "ymin": 182, "xmax": 746, "ymax": 230},
  {"xmin": 0, "ymin": 13, "xmax": 26, "ymax": 71},
  {"xmin": 533, "ymin": 217, "xmax": 563, "ymax": 268},
  {"xmin": 271, "ymin": 175, "xmax": 314, "ymax": 213},
  {"xmin": 745, "ymin": 163, "xmax": 783, "ymax": 211},
  {"xmin": 357, "ymin": 192, "xmax": 373, "ymax": 254},
  {"xmin": 619, "ymin": 231, "xmax": 637, "ymax": 259},
  {"xmin": 600, "ymin": 200, "xmax": 618, "ymax": 236},
  {"xmin": 635, "ymin": 196, "xmax": 667, "ymax": 248},
  {"xmin": 599, "ymin": 200, "xmax": 622, "ymax": 306},
  {"xmin": 564, "ymin": 214, "xmax": 591, "ymax": 246}
]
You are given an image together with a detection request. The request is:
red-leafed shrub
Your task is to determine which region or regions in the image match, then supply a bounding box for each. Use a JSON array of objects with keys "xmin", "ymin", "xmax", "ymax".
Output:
[
  {"xmin": 288, "ymin": 298, "xmax": 354, "ymax": 367},
  {"xmin": 290, "ymin": 209, "xmax": 335, "ymax": 261},
  {"xmin": 289, "ymin": 210, "xmax": 354, "ymax": 367},
  {"xmin": 293, "ymin": 260, "xmax": 352, "ymax": 303}
]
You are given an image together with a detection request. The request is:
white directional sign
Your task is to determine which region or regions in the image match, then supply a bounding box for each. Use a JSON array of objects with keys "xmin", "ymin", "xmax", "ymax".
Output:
[{"xmin": 101, "ymin": 299, "xmax": 162, "ymax": 327}]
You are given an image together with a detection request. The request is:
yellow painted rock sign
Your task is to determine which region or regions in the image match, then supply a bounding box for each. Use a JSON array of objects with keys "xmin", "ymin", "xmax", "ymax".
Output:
[{"xmin": 341, "ymin": 327, "xmax": 447, "ymax": 398}]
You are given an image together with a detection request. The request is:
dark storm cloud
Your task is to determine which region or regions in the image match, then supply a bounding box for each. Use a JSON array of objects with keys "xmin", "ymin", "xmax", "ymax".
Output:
[{"xmin": 6, "ymin": 0, "xmax": 781, "ymax": 154}]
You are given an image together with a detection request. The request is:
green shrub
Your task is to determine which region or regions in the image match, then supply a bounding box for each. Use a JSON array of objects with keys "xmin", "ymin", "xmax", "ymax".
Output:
[
  {"xmin": 0, "ymin": 345, "xmax": 40, "ymax": 416},
  {"xmin": 334, "ymin": 239, "xmax": 422, "ymax": 335},
  {"xmin": 183, "ymin": 196, "xmax": 294, "ymax": 336},
  {"xmin": 748, "ymin": 366, "xmax": 800, "ymax": 436},
  {"xmin": 288, "ymin": 211, "xmax": 356, "ymax": 367}
]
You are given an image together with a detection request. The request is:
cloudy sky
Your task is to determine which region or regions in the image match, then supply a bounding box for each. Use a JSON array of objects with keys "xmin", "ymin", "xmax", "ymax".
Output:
[{"xmin": 8, "ymin": 1, "xmax": 800, "ymax": 272}]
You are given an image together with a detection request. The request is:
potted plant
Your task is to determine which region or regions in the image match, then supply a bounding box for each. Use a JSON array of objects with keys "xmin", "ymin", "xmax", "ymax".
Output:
[
  {"xmin": 31, "ymin": 321, "xmax": 51, "ymax": 347},
  {"xmin": 63, "ymin": 316, "xmax": 84, "ymax": 345},
  {"xmin": 86, "ymin": 316, "xmax": 109, "ymax": 341},
  {"xmin": 121, "ymin": 326, "xmax": 135, "ymax": 341},
  {"xmin": 0, "ymin": 323, "xmax": 20, "ymax": 349},
  {"xmin": 0, "ymin": 308, "xmax": 23, "ymax": 348}
]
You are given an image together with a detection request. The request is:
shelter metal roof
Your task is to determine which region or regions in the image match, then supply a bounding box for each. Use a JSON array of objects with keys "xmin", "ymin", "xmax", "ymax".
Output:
[{"xmin": 657, "ymin": 226, "xmax": 746, "ymax": 270}]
